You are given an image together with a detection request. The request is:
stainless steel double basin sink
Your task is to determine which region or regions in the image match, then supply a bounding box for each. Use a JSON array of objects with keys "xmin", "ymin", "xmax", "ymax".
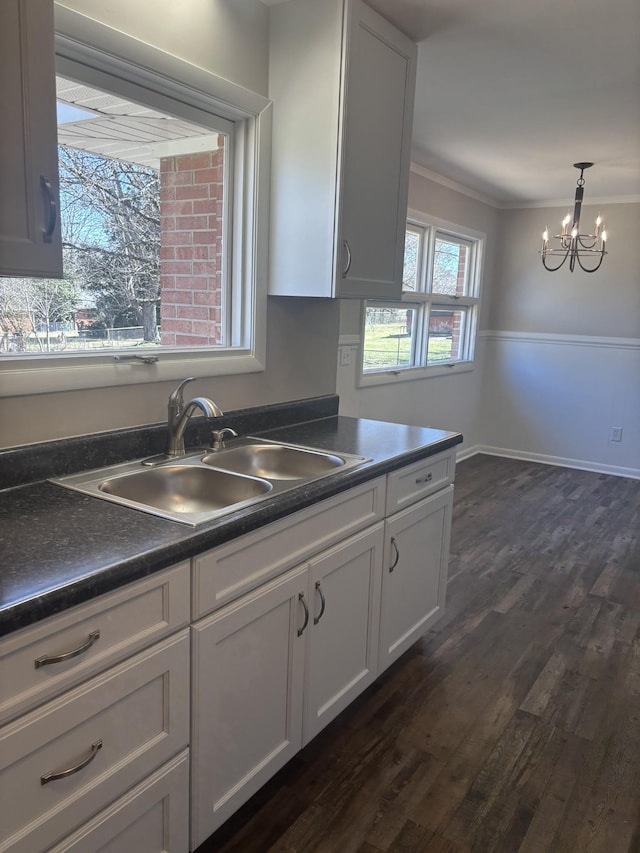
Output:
[{"xmin": 51, "ymin": 438, "xmax": 369, "ymax": 526}]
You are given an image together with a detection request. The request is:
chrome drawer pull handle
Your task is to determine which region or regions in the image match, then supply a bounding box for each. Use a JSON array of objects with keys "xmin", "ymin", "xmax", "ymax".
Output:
[
  {"xmin": 415, "ymin": 473, "xmax": 433, "ymax": 484},
  {"xmin": 298, "ymin": 593, "xmax": 310, "ymax": 637},
  {"xmin": 314, "ymin": 581, "xmax": 326, "ymax": 625},
  {"xmin": 389, "ymin": 537, "xmax": 400, "ymax": 572},
  {"xmin": 35, "ymin": 630, "xmax": 100, "ymax": 669},
  {"xmin": 40, "ymin": 739, "xmax": 102, "ymax": 785}
]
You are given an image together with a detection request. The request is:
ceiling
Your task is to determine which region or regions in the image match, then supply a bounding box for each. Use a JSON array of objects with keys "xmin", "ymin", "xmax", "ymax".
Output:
[
  {"xmin": 56, "ymin": 78, "xmax": 219, "ymax": 169},
  {"xmin": 266, "ymin": 0, "xmax": 640, "ymax": 206}
]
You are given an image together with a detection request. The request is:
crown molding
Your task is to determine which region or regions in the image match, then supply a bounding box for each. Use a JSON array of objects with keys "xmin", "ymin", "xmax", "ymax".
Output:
[
  {"xmin": 409, "ymin": 163, "xmax": 501, "ymax": 208},
  {"xmin": 410, "ymin": 163, "xmax": 640, "ymax": 210},
  {"xmin": 500, "ymin": 194, "xmax": 640, "ymax": 209}
]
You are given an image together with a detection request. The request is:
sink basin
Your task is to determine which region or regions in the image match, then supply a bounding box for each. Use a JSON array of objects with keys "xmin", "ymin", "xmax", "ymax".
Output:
[
  {"xmin": 203, "ymin": 443, "xmax": 345, "ymax": 480},
  {"xmin": 99, "ymin": 465, "xmax": 271, "ymax": 515},
  {"xmin": 51, "ymin": 439, "xmax": 369, "ymax": 526}
]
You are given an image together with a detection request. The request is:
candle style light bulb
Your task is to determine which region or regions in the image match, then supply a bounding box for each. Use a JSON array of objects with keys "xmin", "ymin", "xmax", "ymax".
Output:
[
  {"xmin": 542, "ymin": 228, "xmax": 549, "ymax": 242},
  {"xmin": 571, "ymin": 227, "xmax": 578, "ymax": 238},
  {"xmin": 601, "ymin": 229, "xmax": 607, "ymax": 243},
  {"xmin": 562, "ymin": 214, "xmax": 571, "ymax": 235},
  {"xmin": 595, "ymin": 215, "xmax": 602, "ymax": 236}
]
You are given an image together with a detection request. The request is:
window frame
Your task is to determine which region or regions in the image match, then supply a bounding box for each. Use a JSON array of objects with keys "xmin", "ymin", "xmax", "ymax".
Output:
[
  {"xmin": 359, "ymin": 212, "xmax": 484, "ymax": 387},
  {"xmin": 0, "ymin": 9, "xmax": 271, "ymax": 397}
]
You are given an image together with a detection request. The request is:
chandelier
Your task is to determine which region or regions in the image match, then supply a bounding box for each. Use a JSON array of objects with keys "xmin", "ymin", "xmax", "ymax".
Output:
[{"xmin": 540, "ymin": 162, "xmax": 607, "ymax": 272}]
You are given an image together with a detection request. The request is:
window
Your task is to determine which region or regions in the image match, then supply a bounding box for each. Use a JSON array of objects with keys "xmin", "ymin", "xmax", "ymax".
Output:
[
  {"xmin": 1, "ymin": 17, "xmax": 270, "ymax": 396},
  {"xmin": 1, "ymin": 76, "xmax": 233, "ymax": 356},
  {"xmin": 361, "ymin": 216, "xmax": 483, "ymax": 383}
]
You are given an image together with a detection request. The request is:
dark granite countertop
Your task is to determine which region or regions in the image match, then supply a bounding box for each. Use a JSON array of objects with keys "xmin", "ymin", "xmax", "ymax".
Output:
[{"xmin": 0, "ymin": 412, "xmax": 462, "ymax": 637}]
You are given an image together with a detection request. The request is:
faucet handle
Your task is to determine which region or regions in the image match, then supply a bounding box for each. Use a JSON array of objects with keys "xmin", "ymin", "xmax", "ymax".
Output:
[{"xmin": 168, "ymin": 377, "xmax": 195, "ymax": 412}]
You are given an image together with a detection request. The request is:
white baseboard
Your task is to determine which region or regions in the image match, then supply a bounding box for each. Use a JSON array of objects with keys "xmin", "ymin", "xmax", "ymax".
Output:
[
  {"xmin": 460, "ymin": 444, "xmax": 640, "ymax": 481},
  {"xmin": 456, "ymin": 444, "xmax": 482, "ymax": 463}
]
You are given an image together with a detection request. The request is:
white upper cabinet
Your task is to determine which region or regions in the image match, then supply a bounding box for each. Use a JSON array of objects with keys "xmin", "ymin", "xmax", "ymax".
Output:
[
  {"xmin": 0, "ymin": 0, "xmax": 62, "ymax": 278},
  {"xmin": 268, "ymin": 0, "xmax": 417, "ymax": 299}
]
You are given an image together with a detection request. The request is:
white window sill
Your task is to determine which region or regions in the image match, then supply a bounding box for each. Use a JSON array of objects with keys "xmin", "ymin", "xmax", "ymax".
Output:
[
  {"xmin": 357, "ymin": 360, "xmax": 475, "ymax": 388},
  {"xmin": 0, "ymin": 351, "xmax": 264, "ymax": 397}
]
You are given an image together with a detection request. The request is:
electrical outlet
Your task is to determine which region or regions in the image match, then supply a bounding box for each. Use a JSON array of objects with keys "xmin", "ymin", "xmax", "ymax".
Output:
[{"xmin": 610, "ymin": 426, "xmax": 623, "ymax": 442}]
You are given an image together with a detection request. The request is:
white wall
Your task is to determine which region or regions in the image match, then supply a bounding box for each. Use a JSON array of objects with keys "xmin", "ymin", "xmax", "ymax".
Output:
[
  {"xmin": 0, "ymin": 2, "xmax": 341, "ymax": 449},
  {"xmin": 55, "ymin": 0, "xmax": 270, "ymax": 96},
  {"xmin": 6, "ymin": 2, "xmax": 638, "ymax": 476},
  {"xmin": 337, "ymin": 169, "xmax": 500, "ymax": 453},
  {"xmin": 1, "ymin": 297, "xmax": 339, "ymax": 447},
  {"xmin": 478, "ymin": 202, "xmax": 640, "ymax": 477}
]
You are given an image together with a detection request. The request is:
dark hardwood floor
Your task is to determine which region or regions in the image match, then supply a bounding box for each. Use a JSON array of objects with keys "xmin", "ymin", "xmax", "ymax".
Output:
[{"xmin": 196, "ymin": 454, "xmax": 640, "ymax": 853}]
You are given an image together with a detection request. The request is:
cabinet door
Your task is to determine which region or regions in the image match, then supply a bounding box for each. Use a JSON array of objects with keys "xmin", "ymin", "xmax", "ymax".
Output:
[
  {"xmin": 336, "ymin": 0, "xmax": 417, "ymax": 299},
  {"xmin": 268, "ymin": 0, "xmax": 416, "ymax": 299},
  {"xmin": 304, "ymin": 522, "xmax": 384, "ymax": 743},
  {"xmin": 191, "ymin": 565, "xmax": 308, "ymax": 847},
  {"xmin": 379, "ymin": 486, "xmax": 453, "ymax": 672},
  {"xmin": 0, "ymin": 0, "xmax": 62, "ymax": 277}
]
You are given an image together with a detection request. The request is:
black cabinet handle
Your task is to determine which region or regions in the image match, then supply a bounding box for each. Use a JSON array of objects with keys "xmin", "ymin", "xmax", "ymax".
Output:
[
  {"xmin": 314, "ymin": 581, "xmax": 326, "ymax": 625},
  {"xmin": 389, "ymin": 537, "xmax": 400, "ymax": 572},
  {"xmin": 41, "ymin": 739, "xmax": 102, "ymax": 785},
  {"xmin": 35, "ymin": 630, "xmax": 100, "ymax": 669},
  {"xmin": 298, "ymin": 592, "xmax": 310, "ymax": 636},
  {"xmin": 41, "ymin": 175, "xmax": 57, "ymax": 243}
]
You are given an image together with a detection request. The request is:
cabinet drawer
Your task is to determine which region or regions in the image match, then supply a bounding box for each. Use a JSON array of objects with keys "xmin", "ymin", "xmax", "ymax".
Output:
[
  {"xmin": 49, "ymin": 751, "xmax": 189, "ymax": 853},
  {"xmin": 0, "ymin": 630, "xmax": 189, "ymax": 853},
  {"xmin": 0, "ymin": 562, "xmax": 190, "ymax": 725},
  {"xmin": 385, "ymin": 451, "xmax": 456, "ymax": 514},
  {"xmin": 193, "ymin": 477, "xmax": 385, "ymax": 618}
]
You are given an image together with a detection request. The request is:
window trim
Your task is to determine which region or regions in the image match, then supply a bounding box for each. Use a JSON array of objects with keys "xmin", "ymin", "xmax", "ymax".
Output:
[
  {"xmin": 0, "ymin": 8, "xmax": 271, "ymax": 397},
  {"xmin": 358, "ymin": 212, "xmax": 485, "ymax": 387}
]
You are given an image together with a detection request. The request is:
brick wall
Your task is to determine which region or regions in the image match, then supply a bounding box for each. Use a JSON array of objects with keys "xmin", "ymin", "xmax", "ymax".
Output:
[
  {"xmin": 429, "ymin": 244, "xmax": 467, "ymax": 360},
  {"xmin": 450, "ymin": 245, "xmax": 467, "ymax": 357},
  {"xmin": 159, "ymin": 139, "xmax": 225, "ymax": 346}
]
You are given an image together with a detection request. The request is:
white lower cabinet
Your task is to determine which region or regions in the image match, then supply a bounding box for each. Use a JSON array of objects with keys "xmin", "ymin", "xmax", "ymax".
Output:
[
  {"xmin": 0, "ymin": 564, "xmax": 191, "ymax": 853},
  {"xmin": 0, "ymin": 630, "xmax": 190, "ymax": 853},
  {"xmin": 49, "ymin": 751, "xmax": 189, "ymax": 853},
  {"xmin": 304, "ymin": 523, "xmax": 384, "ymax": 742},
  {"xmin": 190, "ymin": 565, "xmax": 307, "ymax": 846},
  {"xmin": 1, "ymin": 450, "xmax": 456, "ymax": 851},
  {"xmin": 190, "ymin": 522, "xmax": 384, "ymax": 847},
  {"xmin": 379, "ymin": 485, "xmax": 454, "ymax": 672}
]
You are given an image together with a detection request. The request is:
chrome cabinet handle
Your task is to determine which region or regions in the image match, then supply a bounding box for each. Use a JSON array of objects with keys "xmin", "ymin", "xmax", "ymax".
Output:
[
  {"xmin": 415, "ymin": 473, "xmax": 433, "ymax": 484},
  {"xmin": 41, "ymin": 739, "xmax": 102, "ymax": 785},
  {"xmin": 314, "ymin": 581, "xmax": 326, "ymax": 625},
  {"xmin": 41, "ymin": 175, "xmax": 58, "ymax": 243},
  {"xmin": 389, "ymin": 537, "xmax": 400, "ymax": 572},
  {"xmin": 297, "ymin": 592, "xmax": 310, "ymax": 637},
  {"xmin": 342, "ymin": 239, "xmax": 352, "ymax": 276},
  {"xmin": 35, "ymin": 630, "xmax": 100, "ymax": 669}
]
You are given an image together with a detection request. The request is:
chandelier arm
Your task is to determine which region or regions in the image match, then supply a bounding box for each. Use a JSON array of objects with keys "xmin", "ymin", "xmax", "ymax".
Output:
[
  {"xmin": 577, "ymin": 235, "xmax": 598, "ymax": 250},
  {"xmin": 541, "ymin": 250, "xmax": 570, "ymax": 272},
  {"xmin": 575, "ymin": 251, "xmax": 605, "ymax": 273}
]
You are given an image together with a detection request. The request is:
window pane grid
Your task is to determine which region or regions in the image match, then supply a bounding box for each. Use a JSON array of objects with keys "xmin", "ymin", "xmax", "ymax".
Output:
[
  {"xmin": 362, "ymin": 304, "xmax": 421, "ymax": 372},
  {"xmin": 402, "ymin": 227, "xmax": 422, "ymax": 292},
  {"xmin": 426, "ymin": 304, "xmax": 469, "ymax": 364},
  {"xmin": 362, "ymin": 220, "xmax": 482, "ymax": 379}
]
